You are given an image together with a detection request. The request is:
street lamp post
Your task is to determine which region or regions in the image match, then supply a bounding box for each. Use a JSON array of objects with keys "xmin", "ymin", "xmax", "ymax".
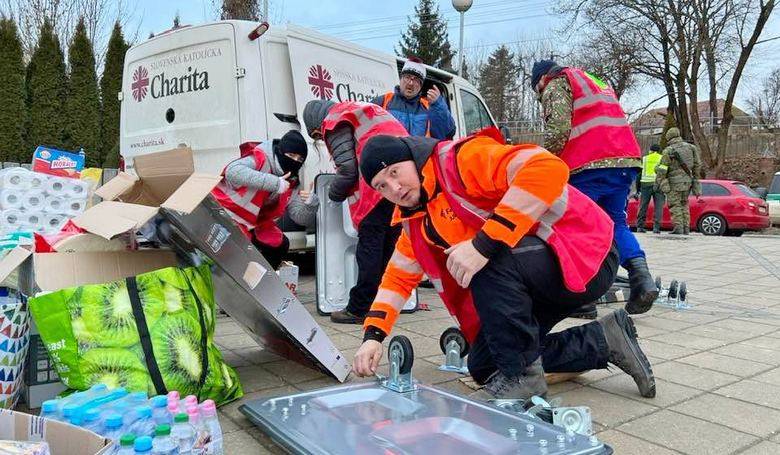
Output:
[{"xmin": 452, "ymin": 0, "xmax": 473, "ymax": 77}]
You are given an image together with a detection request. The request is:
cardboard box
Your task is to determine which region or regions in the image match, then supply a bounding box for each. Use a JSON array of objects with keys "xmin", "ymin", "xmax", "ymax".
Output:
[
  {"xmin": 73, "ymin": 147, "xmax": 222, "ymax": 240},
  {"xmin": 0, "ymin": 409, "xmax": 111, "ymax": 454}
]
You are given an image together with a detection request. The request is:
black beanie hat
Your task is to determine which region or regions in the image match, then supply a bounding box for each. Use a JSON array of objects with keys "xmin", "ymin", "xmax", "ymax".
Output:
[
  {"xmin": 650, "ymin": 143, "xmax": 661, "ymax": 152},
  {"xmin": 531, "ymin": 59, "xmax": 558, "ymax": 89},
  {"xmin": 275, "ymin": 130, "xmax": 307, "ymax": 175},
  {"xmin": 360, "ymin": 135, "xmax": 413, "ymax": 185},
  {"xmin": 303, "ymin": 100, "xmax": 336, "ymax": 137}
]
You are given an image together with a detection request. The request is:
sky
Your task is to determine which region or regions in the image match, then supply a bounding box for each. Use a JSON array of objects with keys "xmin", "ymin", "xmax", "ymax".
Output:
[{"xmin": 123, "ymin": 0, "xmax": 780, "ymax": 115}]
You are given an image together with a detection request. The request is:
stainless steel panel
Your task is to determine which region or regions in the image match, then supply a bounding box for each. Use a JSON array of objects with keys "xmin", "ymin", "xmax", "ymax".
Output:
[
  {"xmin": 161, "ymin": 198, "xmax": 351, "ymax": 382},
  {"xmin": 315, "ymin": 174, "xmax": 417, "ymax": 315}
]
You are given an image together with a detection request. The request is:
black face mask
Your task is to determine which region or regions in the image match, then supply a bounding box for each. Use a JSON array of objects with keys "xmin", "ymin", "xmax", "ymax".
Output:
[{"xmin": 273, "ymin": 140, "xmax": 305, "ymax": 177}]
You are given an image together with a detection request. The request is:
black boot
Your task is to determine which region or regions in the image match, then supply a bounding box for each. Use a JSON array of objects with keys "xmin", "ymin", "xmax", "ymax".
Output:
[
  {"xmin": 683, "ymin": 225, "xmax": 690, "ymax": 235},
  {"xmin": 652, "ymin": 225, "xmax": 661, "ymax": 234},
  {"xmin": 599, "ymin": 309, "xmax": 656, "ymax": 398},
  {"xmin": 568, "ymin": 303, "xmax": 598, "ymax": 320},
  {"xmin": 330, "ymin": 309, "xmax": 365, "ymax": 324},
  {"xmin": 624, "ymin": 257, "xmax": 658, "ymax": 315},
  {"xmin": 637, "ymin": 227, "xmax": 646, "ymax": 233},
  {"xmin": 669, "ymin": 226, "xmax": 684, "ymax": 235},
  {"xmin": 469, "ymin": 357, "xmax": 548, "ymax": 401}
]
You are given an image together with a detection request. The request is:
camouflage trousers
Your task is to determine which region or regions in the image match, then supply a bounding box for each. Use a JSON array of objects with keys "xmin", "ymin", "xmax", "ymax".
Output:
[{"xmin": 665, "ymin": 190, "xmax": 690, "ymax": 230}]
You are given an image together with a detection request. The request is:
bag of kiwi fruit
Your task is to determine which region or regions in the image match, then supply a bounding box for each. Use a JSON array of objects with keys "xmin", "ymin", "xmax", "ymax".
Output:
[{"xmin": 29, "ymin": 265, "xmax": 243, "ymax": 406}]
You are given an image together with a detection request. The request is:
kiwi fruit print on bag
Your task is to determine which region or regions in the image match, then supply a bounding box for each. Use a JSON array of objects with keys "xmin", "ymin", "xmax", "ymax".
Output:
[{"xmin": 29, "ymin": 265, "xmax": 242, "ymax": 406}]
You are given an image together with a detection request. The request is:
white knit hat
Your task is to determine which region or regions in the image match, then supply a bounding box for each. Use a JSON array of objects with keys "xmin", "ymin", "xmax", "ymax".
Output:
[{"xmin": 401, "ymin": 58, "xmax": 426, "ymax": 81}]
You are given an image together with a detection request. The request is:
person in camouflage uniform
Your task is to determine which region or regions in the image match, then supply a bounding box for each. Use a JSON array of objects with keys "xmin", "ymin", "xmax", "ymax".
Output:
[
  {"xmin": 532, "ymin": 60, "xmax": 657, "ymax": 318},
  {"xmin": 655, "ymin": 127, "xmax": 702, "ymax": 235}
]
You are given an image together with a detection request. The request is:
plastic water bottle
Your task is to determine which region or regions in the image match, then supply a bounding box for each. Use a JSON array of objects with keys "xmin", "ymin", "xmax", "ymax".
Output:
[
  {"xmin": 59, "ymin": 384, "xmax": 108, "ymax": 417},
  {"xmin": 116, "ymin": 434, "xmax": 136, "ymax": 455},
  {"xmin": 103, "ymin": 413, "xmax": 125, "ymax": 441},
  {"xmin": 150, "ymin": 396, "xmax": 171, "ymax": 425},
  {"xmin": 63, "ymin": 385, "xmax": 128, "ymax": 420},
  {"xmin": 152, "ymin": 425, "xmax": 179, "ymax": 455},
  {"xmin": 167, "ymin": 400, "xmax": 181, "ymax": 420},
  {"xmin": 171, "ymin": 413, "xmax": 194, "ymax": 454},
  {"xmin": 183, "ymin": 395, "xmax": 198, "ymax": 411},
  {"xmin": 187, "ymin": 407, "xmax": 207, "ymax": 455},
  {"xmin": 200, "ymin": 401, "xmax": 223, "ymax": 455},
  {"xmin": 68, "ymin": 415, "xmax": 84, "ymax": 427},
  {"xmin": 83, "ymin": 408, "xmax": 103, "ymax": 433},
  {"xmin": 40, "ymin": 399, "xmax": 62, "ymax": 421},
  {"xmin": 134, "ymin": 436, "xmax": 153, "ymax": 454},
  {"xmin": 129, "ymin": 406, "xmax": 156, "ymax": 437}
]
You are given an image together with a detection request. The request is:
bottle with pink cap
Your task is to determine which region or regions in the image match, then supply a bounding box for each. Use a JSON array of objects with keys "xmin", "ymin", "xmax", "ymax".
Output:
[
  {"xmin": 187, "ymin": 406, "xmax": 207, "ymax": 455},
  {"xmin": 200, "ymin": 400, "xmax": 223, "ymax": 455}
]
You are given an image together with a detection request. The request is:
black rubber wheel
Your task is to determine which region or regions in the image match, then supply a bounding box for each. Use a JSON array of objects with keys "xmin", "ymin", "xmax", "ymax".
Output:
[
  {"xmin": 388, "ymin": 335, "xmax": 414, "ymax": 374},
  {"xmin": 655, "ymin": 276, "xmax": 662, "ymax": 291},
  {"xmin": 439, "ymin": 327, "xmax": 470, "ymax": 358},
  {"xmin": 697, "ymin": 213, "xmax": 727, "ymax": 236},
  {"xmin": 679, "ymin": 282, "xmax": 687, "ymax": 301},
  {"xmin": 668, "ymin": 279, "xmax": 679, "ymax": 299}
]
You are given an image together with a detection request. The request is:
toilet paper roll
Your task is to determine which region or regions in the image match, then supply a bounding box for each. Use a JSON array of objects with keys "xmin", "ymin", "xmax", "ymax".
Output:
[
  {"xmin": 43, "ymin": 213, "xmax": 66, "ymax": 232},
  {"xmin": 0, "ymin": 190, "xmax": 23, "ymax": 209},
  {"xmin": 28, "ymin": 173, "xmax": 45, "ymax": 190},
  {"xmin": 43, "ymin": 196, "xmax": 66, "ymax": 213},
  {"xmin": 65, "ymin": 179, "xmax": 91, "ymax": 198},
  {"xmin": 44, "ymin": 177, "xmax": 68, "ymax": 196},
  {"xmin": 23, "ymin": 191, "xmax": 46, "ymax": 210},
  {"xmin": 1, "ymin": 209, "xmax": 24, "ymax": 227},
  {"xmin": 66, "ymin": 199, "xmax": 86, "ymax": 214},
  {"xmin": 0, "ymin": 168, "xmax": 32, "ymax": 190},
  {"xmin": 25, "ymin": 211, "xmax": 43, "ymax": 227}
]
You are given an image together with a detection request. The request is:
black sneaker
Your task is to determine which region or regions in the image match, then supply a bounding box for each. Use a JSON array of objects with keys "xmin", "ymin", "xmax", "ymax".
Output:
[
  {"xmin": 330, "ymin": 309, "xmax": 365, "ymax": 324},
  {"xmin": 468, "ymin": 358, "xmax": 548, "ymax": 401},
  {"xmin": 599, "ymin": 309, "xmax": 656, "ymax": 398}
]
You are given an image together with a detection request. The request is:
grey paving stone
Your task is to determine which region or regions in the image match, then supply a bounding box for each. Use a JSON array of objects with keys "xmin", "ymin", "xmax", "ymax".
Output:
[
  {"xmin": 618, "ymin": 410, "xmax": 757, "ymax": 455},
  {"xmin": 713, "ymin": 343, "xmax": 780, "ymax": 366},
  {"xmin": 753, "ymin": 367, "xmax": 780, "ymax": 387},
  {"xmin": 233, "ymin": 364, "xmax": 286, "ymax": 393},
  {"xmin": 638, "ymin": 339, "xmax": 699, "ymax": 360},
  {"xmin": 737, "ymin": 441, "xmax": 780, "ymax": 455},
  {"xmin": 553, "ymin": 386, "xmax": 659, "ymax": 427},
  {"xmin": 652, "ymin": 361, "xmax": 740, "ymax": 391},
  {"xmin": 264, "ymin": 360, "xmax": 327, "ymax": 384},
  {"xmin": 675, "ymin": 352, "xmax": 774, "ymax": 377},
  {"xmin": 222, "ymin": 429, "xmax": 275, "ymax": 454},
  {"xmin": 215, "ymin": 332, "xmax": 259, "ymax": 350},
  {"xmin": 647, "ymin": 331, "xmax": 730, "ymax": 351},
  {"xmin": 715, "ymin": 380, "xmax": 780, "ymax": 410},
  {"xmin": 739, "ymin": 335, "xmax": 780, "ymax": 352},
  {"xmin": 670, "ymin": 393, "xmax": 780, "ymax": 437},
  {"xmin": 590, "ymin": 374, "xmax": 703, "ymax": 408},
  {"xmin": 596, "ymin": 430, "xmax": 680, "ymax": 455},
  {"xmin": 683, "ymin": 325, "xmax": 756, "ymax": 343}
]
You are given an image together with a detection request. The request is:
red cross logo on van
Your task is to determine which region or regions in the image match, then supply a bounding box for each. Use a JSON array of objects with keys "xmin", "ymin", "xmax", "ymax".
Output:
[
  {"xmin": 308, "ymin": 64, "xmax": 334, "ymax": 100},
  {"xmin": 131, "ymin": 66, "xmax": 149, "ymax": 102}
]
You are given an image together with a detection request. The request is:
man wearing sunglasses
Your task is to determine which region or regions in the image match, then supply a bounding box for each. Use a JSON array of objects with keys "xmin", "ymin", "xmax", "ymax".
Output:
[
  {"xmin": 212, "ymin": 130, "xmax": 317, "ymax": 269},
  {"xmin": 373, "ymin": 57, "xmax": 456, "ymax": 140}
]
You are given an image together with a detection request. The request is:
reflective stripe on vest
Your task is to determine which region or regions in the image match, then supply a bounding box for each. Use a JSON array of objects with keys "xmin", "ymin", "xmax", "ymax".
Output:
[
  {"xmin": 212, "ymin": 146, "xmax": 274, "ymax": 227},
  {"xmin": 382, "ymin": 92, "xmax": 432, "ymax": 137}
]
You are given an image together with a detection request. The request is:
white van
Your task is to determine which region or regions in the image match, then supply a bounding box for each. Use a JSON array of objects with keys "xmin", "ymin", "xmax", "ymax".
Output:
[{"xmin": 120, "ymin": 20, "xmax": 498, "ymax": 248}]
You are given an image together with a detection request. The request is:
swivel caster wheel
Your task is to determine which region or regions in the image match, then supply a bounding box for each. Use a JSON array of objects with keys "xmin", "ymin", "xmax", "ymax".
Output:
[
  {"xmin": 678, "ymin": 282, "xmax": 687, "ymax": 302},
  {"xmin": 381, "ymin": 335, "xmax": 417, "ymax": 392},
  {"xmin": 655, "ymin": 276, "xmax": 662, "ymax": 291},
  {"xmin": 438, "ymin": 327, "xmax": 469, "ymax": 374},
  {"xmin": 668, "ymin": 280, "xmax": 679, "ymax": 300}
]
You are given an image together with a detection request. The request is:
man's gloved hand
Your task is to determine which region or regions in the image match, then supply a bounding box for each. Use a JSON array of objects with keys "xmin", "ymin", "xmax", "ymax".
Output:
[{"xmin": 275, "ymin": 173, "xmax": 291, "ymax": 195}]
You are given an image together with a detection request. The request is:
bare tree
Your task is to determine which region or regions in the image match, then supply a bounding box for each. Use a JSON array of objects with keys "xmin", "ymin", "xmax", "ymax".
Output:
[{"xmin": 747, "ymin": 68, "xmax": 780, "ymax": 129}]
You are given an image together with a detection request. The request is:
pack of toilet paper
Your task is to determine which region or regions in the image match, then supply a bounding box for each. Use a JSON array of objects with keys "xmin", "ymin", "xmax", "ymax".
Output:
[{"xmin": 0, "ymin": 167, "xmax": 92, "ymax": 235}]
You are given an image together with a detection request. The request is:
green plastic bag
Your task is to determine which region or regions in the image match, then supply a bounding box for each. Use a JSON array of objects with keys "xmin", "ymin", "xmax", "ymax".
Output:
[{"xmin": 29, "ymin": 265, "xmax": 242, "ymax": 406}]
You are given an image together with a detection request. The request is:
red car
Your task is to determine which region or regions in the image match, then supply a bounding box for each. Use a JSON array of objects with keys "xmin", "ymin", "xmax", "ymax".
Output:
[{"xmin": 627, "ymin": 180, "xmax": 770, "ymax": 236}]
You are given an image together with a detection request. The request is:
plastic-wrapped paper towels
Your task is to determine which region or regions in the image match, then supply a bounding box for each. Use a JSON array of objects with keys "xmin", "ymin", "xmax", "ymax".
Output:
[{"xmin": 0, "ymin": 167, "xmax": 92, "ymax": 235}]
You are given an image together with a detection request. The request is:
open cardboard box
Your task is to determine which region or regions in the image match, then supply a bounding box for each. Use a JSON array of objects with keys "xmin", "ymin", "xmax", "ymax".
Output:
[
  {"xmin": 72, "ymin": 146, "xmax": 222, "ymax": 240},
  {"xmin": 0, "ymin": 409, "xmax": 112, "ymax": 455}
]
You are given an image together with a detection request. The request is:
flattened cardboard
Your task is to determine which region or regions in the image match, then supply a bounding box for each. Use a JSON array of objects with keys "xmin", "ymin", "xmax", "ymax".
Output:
[
  {"xmin": 0, "ymin": 409, "xmax": 111, "ymax": 455},
  {"xmin": 73, "ymin": 201, "xmax": 159, "ymax": 240},
  {"xmin": 32, "ymin": 250, "xmax": 177, "ymax": 291},
  {"xmin": 161, "ymin": 173, "xmax": 222, "ymax": 213},
  {"xmin": 93, "ymin": 172, "xmax": 138, "ymax": 201},
  {"xmin": 0, "ymin": 247, "xmax": 32, "ymax": 284}
]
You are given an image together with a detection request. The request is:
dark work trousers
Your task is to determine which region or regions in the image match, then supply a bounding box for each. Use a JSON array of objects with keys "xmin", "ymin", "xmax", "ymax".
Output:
[
  {"xmin": 467, "ymin": 236, "xmax": 619, "ymax": 384},
  {"xmin": 347, "ymin": 199, "xmax": 402, "ymax": 317},
  {"xmin": 636, "ymin": 182, "xmax": 665, "ymax": 229},
  {"xmin": 253, "ymin": 234, "xmax": 290, "ymax": 270}
]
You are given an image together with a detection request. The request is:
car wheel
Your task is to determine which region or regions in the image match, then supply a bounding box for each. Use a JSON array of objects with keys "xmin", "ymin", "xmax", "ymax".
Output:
[{"xmin": 698, "ymin": 213, "xmax": 727, "ymax": 236}]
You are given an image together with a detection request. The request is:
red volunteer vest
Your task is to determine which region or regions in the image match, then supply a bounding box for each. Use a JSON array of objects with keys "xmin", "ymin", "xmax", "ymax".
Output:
[
  {"xmin": 405, "ymin": 130, "xmax": 615, "ymax": 342},
  {"xmin": 557, "ymin": 67, "xmax": 641, "ymax": 171},
  {"xmin": 322, "ymin": 102, "xmax": 409, "ymax": 227},
  {"xmin": 211, "ymin": 141, "xmax": 293, "ymax": 247}
]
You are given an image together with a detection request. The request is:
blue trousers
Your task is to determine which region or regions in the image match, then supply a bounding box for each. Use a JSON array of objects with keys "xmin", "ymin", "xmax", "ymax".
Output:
[{"xmin": 569, "ymin": 167, "xmax": 645, "ymax": 266}]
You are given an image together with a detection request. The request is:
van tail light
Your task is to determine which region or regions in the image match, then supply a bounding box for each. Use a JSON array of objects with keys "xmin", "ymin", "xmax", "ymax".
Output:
[
  {"xmin": 248, "ymin": 22, "xmax": 269, "ymax": 40},
  {"xmin": 119, "ymin": 156, "xmax": 126, "ymax": 172}
]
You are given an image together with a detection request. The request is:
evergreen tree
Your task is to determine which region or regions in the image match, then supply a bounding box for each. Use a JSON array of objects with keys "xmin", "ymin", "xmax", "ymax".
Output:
[
  {"xmin": 63, "ymin": 17, "xmax": 101, "ymax": 167},
  {"xmin": 100, "ymin": 22, "xmax": 128, "ymax": 168},
  {"xmin": 26, "ymin": 19, "xmax": 66, "ymax": 154},
  {"xmin": 221, "ymin": 0, "xmax": 260, "ymax": 20},
  {"xmin": 397, "ymin": 0, "xmax": 455, "ymax": 70},
  {"xmin": 0, "ymin": 19, "xmax": 27, "ymax": 162},
  {"xmin": 477, "ymin": 46, "xmax": 520, "ymax": 122}
]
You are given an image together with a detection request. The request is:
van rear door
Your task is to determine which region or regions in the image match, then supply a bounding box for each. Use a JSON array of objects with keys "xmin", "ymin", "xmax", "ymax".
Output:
[
  {"xmin": 121, "ymin": 23, "xmax": 241, "ymax": 172},
  {"xmin": 285, "ymin": 25, "xmax": 399, "ymax": 175}
]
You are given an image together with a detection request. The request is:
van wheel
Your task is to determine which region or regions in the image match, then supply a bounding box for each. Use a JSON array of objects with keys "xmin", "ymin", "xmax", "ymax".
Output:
[{"xmin": 698, "ymin": 214, "xmax": 727, "ymax": 236}]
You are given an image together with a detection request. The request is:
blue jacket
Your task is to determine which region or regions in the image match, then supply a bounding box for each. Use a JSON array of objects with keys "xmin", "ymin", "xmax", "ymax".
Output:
[{"xmin": 372, "ymin": 86, "xmax": 456, "ymax": 140}]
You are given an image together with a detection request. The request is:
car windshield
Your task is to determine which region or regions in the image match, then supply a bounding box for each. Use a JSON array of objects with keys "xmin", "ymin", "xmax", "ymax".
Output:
[{"xmin": 734, "ymin": 183, "xmax": 760, "ymax": 198}]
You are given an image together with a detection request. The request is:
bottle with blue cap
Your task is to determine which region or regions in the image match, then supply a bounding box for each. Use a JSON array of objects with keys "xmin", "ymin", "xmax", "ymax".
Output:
[
  {"xmin": 103, "ymin": 413, "xmax": 126, "ymax": 441},
  {"xmin": 130, "ymin": 405, "xmax": 156, "ymax": 438},
  {"xmin": 151, "ymin": 395, "xmax": 172, "ymax": 426},
  {"xmin": 83, "ymin": 407, "xmax": 103, "ymax": 433},
  {"xmin": 116, "ymin": 434, "xmax": 136, "ymax": 455},
  {"xmin": 40, "ymin": 399, "xmax": 62, "ymax": 422},
  {"xmin": 133, "ymin": 436, "xmax": 153, "ymax": 454}
]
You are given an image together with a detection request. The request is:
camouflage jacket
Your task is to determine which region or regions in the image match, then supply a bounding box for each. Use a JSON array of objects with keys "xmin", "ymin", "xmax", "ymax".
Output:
[
  {"xmin": 656, "ymin": 137, "xmax": 702, "ymax": 192},
  {"xmin": 541, "ymin": 77, "xmax": 640, "ymax": 173}
]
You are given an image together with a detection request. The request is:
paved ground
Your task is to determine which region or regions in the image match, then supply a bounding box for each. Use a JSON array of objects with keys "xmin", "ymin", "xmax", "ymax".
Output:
[{"xmin": 216, "ymin": 233, "xmax": 780, "ymax": 454}]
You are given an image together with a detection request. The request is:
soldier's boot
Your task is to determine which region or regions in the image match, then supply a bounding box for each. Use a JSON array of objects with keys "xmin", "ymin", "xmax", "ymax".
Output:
[
  {"xmin": 637, "ymin": 227, "xmax": 646, "ymax": 233},
  {"xmin": 652, "ymin": 224, "xmax": 661, "ymax": 234},
  {"xmin": 683, "ymin": 226, "xmax": 690, "ymax": 235},
  {"xmin": 669, "ymin": 226, "xmax": 684, "ymax": 235},
  {"xmin": 568, "ymin": 302, "xmax": 598, "ymax": 320},
  {"xmin": 624, "ymin": 257, "xmax": 658, "ymax": 315},
  {"xmin": 600, "ymin": 309, "xmax": 656, "ymax": 398},
  {"xmin": 469, "ymin": 357, "xmax": 548, "ymax": 401}
]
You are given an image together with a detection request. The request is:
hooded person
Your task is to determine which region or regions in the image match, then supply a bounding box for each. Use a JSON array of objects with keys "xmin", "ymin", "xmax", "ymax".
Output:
[
  {"xmin": 302, "ymin": 99, "xmax": 412, "ymax": 324},
  {"xmin": 211, "ymin": 129, "xmax": 317, "ymax": 269},
  {"xmin": 371, "ymin": 57, "xmax": 456, "ymax": 139},
  {"xmin": 531, "ymin": 59, "xmax": 658, "ymax": 318},
  {"xmin": 351, "ymin": 131, "xmax": 656, "ymax": 403}
]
